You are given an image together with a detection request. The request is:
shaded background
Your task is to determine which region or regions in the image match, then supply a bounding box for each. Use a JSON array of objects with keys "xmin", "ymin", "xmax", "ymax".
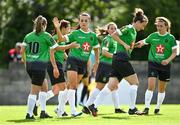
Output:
[{"xmin": 0, "ymin": 0, "xmax": 180, "ymax": 67}]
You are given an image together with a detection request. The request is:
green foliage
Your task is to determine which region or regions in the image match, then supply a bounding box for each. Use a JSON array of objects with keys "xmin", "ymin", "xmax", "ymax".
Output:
[{"xmin": 0, "ymin": 0, "xmax": 180, "ymax": 66}]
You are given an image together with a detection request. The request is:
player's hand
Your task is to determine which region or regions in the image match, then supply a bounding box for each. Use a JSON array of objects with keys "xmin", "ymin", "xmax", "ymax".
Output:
[
  {"xmin": 134, "ymin": 41, "xmax": 144, "ymax": 48},
  {"xmin": 70, "ymin": 42, "xmax": 80, "ymax": 49},
  {"xmin": 130, "ymin": 42, "xmax": 135, "ymax": 49},
  {"xmin": 123, "ymin": 43, "xmax": 130, "ymax": 51},
  {"xmin": 91, "ymin": 62, "xmax": 99, "ymax": 76},
  {"xmin": 161, "ymin": 59, "xmax": 170, "ymax": 65},
  {"xmin": 53, "ymin": 67, "xmax": 60, "ymax": 78},
  {"xmin": 52, "ymin": 17, "xmax": 60, "ymax": 28}
]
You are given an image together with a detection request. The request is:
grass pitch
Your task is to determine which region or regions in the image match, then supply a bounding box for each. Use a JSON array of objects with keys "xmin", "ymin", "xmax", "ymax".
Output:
[{"xmin": 0, "ymin": 104, "xmax": 179, "ymax": 125}]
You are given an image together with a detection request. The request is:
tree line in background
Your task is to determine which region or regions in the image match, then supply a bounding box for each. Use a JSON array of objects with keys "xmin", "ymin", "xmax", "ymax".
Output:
[{"xmin": 0, "ymin": 0, "xmax": 180, "ymax": 67}]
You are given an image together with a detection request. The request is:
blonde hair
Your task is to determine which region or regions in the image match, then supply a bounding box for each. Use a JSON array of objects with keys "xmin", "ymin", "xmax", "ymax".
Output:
[{"xmin": 155, "ymin": 17, "xmax": 171, "ymax": 33}]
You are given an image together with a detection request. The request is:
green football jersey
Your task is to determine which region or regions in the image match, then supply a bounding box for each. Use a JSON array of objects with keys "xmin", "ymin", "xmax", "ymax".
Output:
[
  {"xmin": 23, "ymin": 31, "xmax": 58, "ymax": 62},
  {"xmin": 144, "ymin": 32, "xmax": 177, "ymax": 63},
  {"xmin": 65, "ymin": 29, "xmax": 99, "ymax": 61},
  {"xmin": 53, "ymin": 34, "xmax": 65, "ymax": 64},
  {"xmin": 116, "ymin": 24, "xmax": 137, "ymax": 56},
  {"xmin": 100, "ymin": 35, "xmax": 117, "ymax": 64}
]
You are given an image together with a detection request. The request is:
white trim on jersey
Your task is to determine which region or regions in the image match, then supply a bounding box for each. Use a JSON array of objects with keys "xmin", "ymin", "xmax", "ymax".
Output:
[
  {"xmin": 102, "ymin": 47, "xmax": 109, "ymax": 51},
  {"xmin": 64, "ymin": 35, "xmax": 69, "ymax": 42},
  {"xmin": 116, "ymin": 29, "xmax": 122, "ymax": 36},
  {"xmin": 143, "ymin": 39, "xmax": 149, "ymax": 45},
  {"xmin": 21, "ymin": 42, "xmax": 27, "ymax": 46},
  {"xmin": 50, "ymin": 43, "xmax": 59, "ymax": 49},
  {"xmin": 93, "ymin": 44, "xmax": 100, "ymax": 49}
]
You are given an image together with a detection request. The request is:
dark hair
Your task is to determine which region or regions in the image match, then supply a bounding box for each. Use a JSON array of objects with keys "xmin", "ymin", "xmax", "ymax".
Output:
[
  {"xmin": 60, "ymin": 19, "xmax": 70, "ymax": 30},
  {"xmin": 155, "ymin": 17, "xmax": 171, "ymax": 33},
  {"xmin": 72, "ymin": 24, "xmax": 80, "ymax": 30},
  {"xmin": 133, "ymin": 8, "xmax": 148, "ymax": 23},
  {"xmin": 33, "ymin": 15, "xmax": 47, "ymax": 34},
  {"xmin": 95, "ymin": 22, "xmax": 117, "ymax": 36}
]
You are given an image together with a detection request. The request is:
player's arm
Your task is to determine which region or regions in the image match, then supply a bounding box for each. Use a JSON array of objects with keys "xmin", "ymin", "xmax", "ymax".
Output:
[
  {"xmin": 53, "ymin": 17, "xmax": 66, "ymax": 42},
  {"xmin": 50, "ymin": 48, "xmax": 59, "ymax": 78},
  {"xmin": 161, "ymin": 48, "xmax": 177, "ymax": 65},
  {"xmin": 54, "ymin": 42, "xmax": 80, "ymax": 51},
  {"xmin": 134, "ymin": 39, "xmax": 147, "ymax": 48},
  {"xmin": 64, "ymin": 52, "xmax": 68, "ymax": 60},
  {"xmin": 111, "ymin": 30, "xmax": 130, "ymax": 51},
  {"xmin": 21, "ymin": 46, "xmax": 26, "ymax": 64},
  {"xmin": 92, "ymin": 47, "xmax": 100, "ymax": 75},
  {"xmin": 102, "ymin": 48, "xmax": 113, "ymax": 58}
]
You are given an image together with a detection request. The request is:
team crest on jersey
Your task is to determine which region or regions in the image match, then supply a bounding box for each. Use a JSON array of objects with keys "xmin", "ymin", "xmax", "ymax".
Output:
[
  {"xmin": 82, "ymin": 42, "xmax": 91, "ymax": 52},
  {"xmin": 165, "ymin": 39, "xmax": 168, "ymax": 43},
  {"xmin": 156, "ymin": 44, "xmax": 164, "ymax": 54}
]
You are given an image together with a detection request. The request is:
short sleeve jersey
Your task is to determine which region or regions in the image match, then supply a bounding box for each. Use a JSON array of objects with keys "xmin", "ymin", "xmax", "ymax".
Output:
[
  {"xmin": 100, "ymin": 35, "xmax": 117, "ymax": 64},
  {"xmin": 23, "ymin": 31, "xmax": 57, "ymax": 62},
  {"xmin": 53, "ymin": 34, "xmax": 65, "ymax": 64},
  {"xmin": 116, "ymin": 24, "xmax": 137, "ymax": 56},
  {"xmin": 66, "ymin": 29, "xmax": 99, "ymax": 61},
  {"xmin": 144, "ymin": 32, "xmax": 177, "ymax": 63}
]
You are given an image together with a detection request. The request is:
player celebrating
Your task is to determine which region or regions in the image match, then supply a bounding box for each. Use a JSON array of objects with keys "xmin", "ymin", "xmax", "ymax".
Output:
[
  {"xmin": 21, "ymin": 15, "xmax": 79, "ymax": 119},
  {"xmin": 88, "ymin": 8, "xmax": 148, "ymax": 116},
  {"xmin": 82, "ymin": 22, "xmax": 126, "ymax": 114},
  {"xmin": 135, "ymin": 17, "xmax": 177, "ymax": 115},
  {"xmin": 53, "ymin": 12, "xmax": 100, "ymax": 116}
]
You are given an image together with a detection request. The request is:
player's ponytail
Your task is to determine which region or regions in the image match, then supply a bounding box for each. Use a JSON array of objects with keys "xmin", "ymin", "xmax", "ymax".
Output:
[
  {"xmin": 133, "ymin": 8, "xmax": 148, "ymax": 23},
  {"xmin": 96, "ymin": 22, "xmax": 117, "ymax": 36},
  {"xmin": 33, "ymin": 15, "xmax": 47, "ymax": 34}
]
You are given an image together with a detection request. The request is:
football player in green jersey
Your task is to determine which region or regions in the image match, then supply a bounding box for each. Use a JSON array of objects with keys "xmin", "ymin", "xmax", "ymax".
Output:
[
  {"xmin": 135, "ymin": 17, "xmax": 177, "ymax": 115},
  {"xmin": 53, "ymin": 12, "xmax": 100, "ymax": 116},
  {"xmin": 33, "ymin": 20, "xmax": 71, "ymax": 117},
  {"xmin": 82, "ymin": 22, "xmax": 126, "ymax": 115},
  {"xmin": 21, "ymin": 15, "xmax": 79, "ymax": 119},
  {"xmin": 88, "ymin": 8, "xmax": 148, "ymax": 117}
]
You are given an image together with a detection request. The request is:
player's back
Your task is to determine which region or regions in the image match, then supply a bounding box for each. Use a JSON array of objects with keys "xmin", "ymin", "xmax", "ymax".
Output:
[{"xmin": 24, "ymin": 31, "xmax": 52, "ymax": 62}]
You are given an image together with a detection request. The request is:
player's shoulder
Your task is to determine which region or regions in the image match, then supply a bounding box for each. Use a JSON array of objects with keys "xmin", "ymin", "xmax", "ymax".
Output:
[
  {"xmin": 43, "ymin": 31, "xmax": 52, "ymax": 37},
  {"xmin": 25, "ymin": 31, "xmax": 34, "ymax": 38},
  {"xmin": 167, "ymin": 33, "xmax": 175, "ymax": 39}
]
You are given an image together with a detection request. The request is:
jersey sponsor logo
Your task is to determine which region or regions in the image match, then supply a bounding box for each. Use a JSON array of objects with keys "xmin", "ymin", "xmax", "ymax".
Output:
[
  {"xmin": 152, "ymin": 39, "xmax": 160, "ymax": 42},
  {"xmin": 78, "ymin": 36, "xmax": 86, "ymax": 39},
  {"xmin": 82, "ymin": 42, "xmax": 90, "ymax": 52},
  {"xmin": 156, "ymin": 44, "xmax": 164, "ymax": 54}
]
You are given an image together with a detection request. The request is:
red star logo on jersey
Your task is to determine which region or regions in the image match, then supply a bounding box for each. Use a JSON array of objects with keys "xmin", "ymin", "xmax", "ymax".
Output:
[
  {"xmin": 156, "ymin": 44, "xmax": 164, "ymax": 54},
  {"xmin": 82, "ymin": 42, "xmax": 90, "ymax": 52}
]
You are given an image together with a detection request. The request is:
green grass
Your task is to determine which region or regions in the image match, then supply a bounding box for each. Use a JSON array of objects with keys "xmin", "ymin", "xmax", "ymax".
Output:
[{"xmin": 0, "ymin": 105, "xmax": 180, "ymax": 125}]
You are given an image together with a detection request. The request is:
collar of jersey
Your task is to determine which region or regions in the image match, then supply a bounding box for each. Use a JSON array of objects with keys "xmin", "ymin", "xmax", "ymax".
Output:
[
  {"xmin": 80, "ymin": 29, "xmax": 90, "ymax": 34},
  {"xmin": 158, "ymin": 32, "xmax": 168, "ymax": 36}
]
